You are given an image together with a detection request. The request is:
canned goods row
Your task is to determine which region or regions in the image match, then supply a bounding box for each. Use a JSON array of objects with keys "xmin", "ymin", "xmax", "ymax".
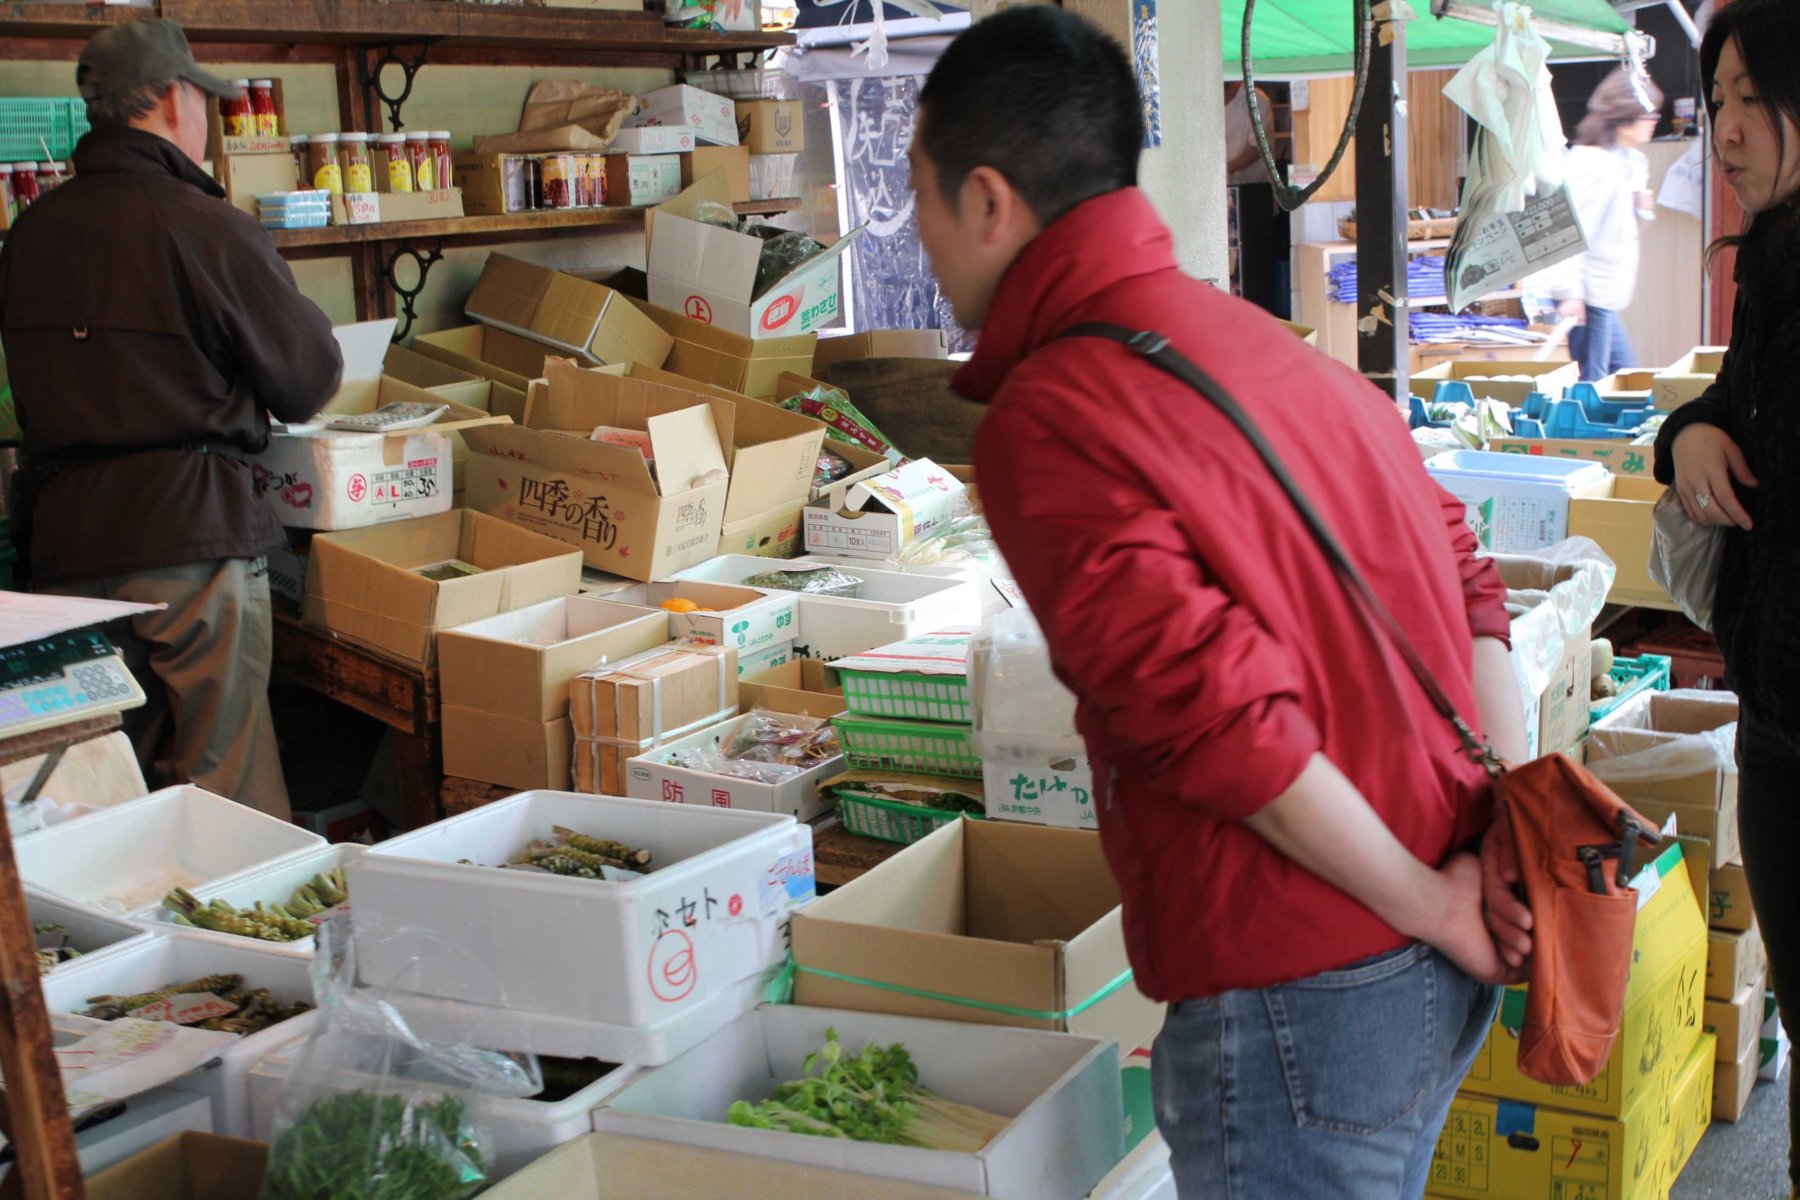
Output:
[
  {"xmin": 295, "ymin": 131, "xmax": 454, "ymax": 198},
  {"xmin": 515, "ymin": 153, "xmax": 610, "ymax": 211}
]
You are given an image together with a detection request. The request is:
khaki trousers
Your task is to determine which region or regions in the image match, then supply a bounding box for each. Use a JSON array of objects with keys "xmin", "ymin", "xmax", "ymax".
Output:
[{"xmin": 49, "ymin": 557, "xmax": 291, "ymax": 820}]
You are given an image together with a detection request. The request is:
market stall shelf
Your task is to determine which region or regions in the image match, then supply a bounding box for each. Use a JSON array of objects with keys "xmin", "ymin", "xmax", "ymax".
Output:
[{"xmin": 810, "ymin": 813, "xmax": 907, "ymax": 888}]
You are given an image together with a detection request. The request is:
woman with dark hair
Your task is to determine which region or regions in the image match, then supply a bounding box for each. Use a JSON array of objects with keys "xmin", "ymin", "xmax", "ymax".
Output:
[
  {"xmin": 1655, "ymin": 0, "xmax": 1800, "ymax": 1190},
  {"xmin": 1539, "ymin": 68, "xmax": 1663, "ymax": 381}
]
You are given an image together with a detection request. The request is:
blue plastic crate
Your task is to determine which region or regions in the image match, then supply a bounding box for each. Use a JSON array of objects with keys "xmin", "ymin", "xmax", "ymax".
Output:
[{"xmin": 0, "ymin": 98, "xmax": 89, "ymax": 163}]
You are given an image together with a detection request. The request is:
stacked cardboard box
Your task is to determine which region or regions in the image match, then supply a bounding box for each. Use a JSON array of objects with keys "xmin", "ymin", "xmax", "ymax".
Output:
[
  {"xmin": 1491, "ymin": 548, "xmax": 1609, "ymax": 760},
  {"xmin": 571, "ymin": 641, "xmax": 739, "ymax": 796}
]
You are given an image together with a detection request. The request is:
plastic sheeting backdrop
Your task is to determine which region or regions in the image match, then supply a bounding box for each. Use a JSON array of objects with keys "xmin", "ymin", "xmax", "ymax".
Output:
[{"xmin": 1221, "ymin": 0, "xmax": 1632, "ymax": 74}]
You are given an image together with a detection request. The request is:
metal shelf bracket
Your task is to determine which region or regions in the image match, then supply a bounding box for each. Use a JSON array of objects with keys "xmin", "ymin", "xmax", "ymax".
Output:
[
  {"xmin": 363, "ymin": 43, "xmax": 432, "ymax": 131},
  {"xmin": 380, "ymin": 241, "xmax": 445, "ymax": 342}
]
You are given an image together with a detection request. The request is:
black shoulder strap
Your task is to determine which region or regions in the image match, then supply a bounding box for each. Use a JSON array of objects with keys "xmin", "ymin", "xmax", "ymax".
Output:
[{"xmin": 1058, "ymin": 322, "xmax": 1497, "ymax": 770}]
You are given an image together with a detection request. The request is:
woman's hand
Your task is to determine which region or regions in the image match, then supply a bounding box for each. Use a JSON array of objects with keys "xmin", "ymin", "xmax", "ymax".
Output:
[
  {"xmin": 1557, "ymin": 299, "xmax": 1587, "ymax": 324},
  {"xmin": 1673, "ymin": 423, "xmax": 1759, "ymax": 530}
]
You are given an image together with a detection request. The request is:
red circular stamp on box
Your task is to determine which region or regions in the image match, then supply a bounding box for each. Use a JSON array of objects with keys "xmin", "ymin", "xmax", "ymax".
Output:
[
  {"xmin": 346, "ymin": 474, "xmax": 368, "ymax": 503},
  {"xmin": 685, "ymin": 296, "xmax": 714, "ymax": 325}
]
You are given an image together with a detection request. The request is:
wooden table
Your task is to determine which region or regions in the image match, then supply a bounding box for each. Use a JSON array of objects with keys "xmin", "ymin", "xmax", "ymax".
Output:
[{"xmin": 271, "ymin": 612, "xmax": 443, "ymax": 831}]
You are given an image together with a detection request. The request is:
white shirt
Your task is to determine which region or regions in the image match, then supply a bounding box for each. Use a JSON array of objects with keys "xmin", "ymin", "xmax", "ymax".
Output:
[{"xmin": 1538, "ymin": 144, "xmax": 1653, "ymax": 311}]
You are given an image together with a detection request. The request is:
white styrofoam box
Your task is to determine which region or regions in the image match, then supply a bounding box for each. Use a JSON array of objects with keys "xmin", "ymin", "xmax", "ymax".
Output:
[
  {"xmin": 245, "ymin": 1021, "xmax": 638, "ymax": 1181},
  {"xmin": 748, "ymin": 151, "xmax": 797, "ymax": 201},
  {"xmin": 139, "ymin": 844, "xmax": 366, "ymax": 958},
  {"xmin": 15, "ymin": 786, "xmax": 325, "ymax": 916},
  {"xmin": 626, "ymin": 712, "xmax": 842, "ymax": 822},
  {"xmin": 736, "ymin": 639, "xmax": 792, "ymax": 679},
  {"xmin": 41, "ymin": 936, "xmax": 318, "ymax": 1137},
  {"xmin": 982, "ymin": 754, "xmax": 1097, "ymax": 831},
  {"xmin": 26, "ymin": 887, "xmax": 155, "ymax": 979},
  {"xmin": 70, "ymin": 1085, "xmax": 214, "ymax": 1178},
  {"xmin": 1425, "ymin": 450, "xmax": 1612, "ymax": 554},
  {"xmin": 666, "ymin": 555, "xmax": 981, "ymax": 663},
  {"xmin": 595, "ymin": 1005, "xmax": 1124, "ymax": 1199},
  {"xmin": 347, "ymin": 792, "xmax": 815, "ymax": 1027},
  {"xmin": 249, "ymin": 427, "xmax": 455, "ymax": 531}
]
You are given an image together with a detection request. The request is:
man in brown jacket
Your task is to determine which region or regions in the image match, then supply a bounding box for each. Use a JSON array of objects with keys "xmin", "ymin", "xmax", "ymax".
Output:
[{"xmin": 0, "ymin": 20, "xmax": 342, "ymax": 817}]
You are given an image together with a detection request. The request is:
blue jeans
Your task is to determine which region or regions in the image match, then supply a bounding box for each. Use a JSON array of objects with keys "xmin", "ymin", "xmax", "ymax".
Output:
[
  {"xmin": 1568, "ymin": 306, "xmax": 1639, "ymax": 381},
  {"xmin": 1152, "ymin": 944, "xmax": 1501, "ymax": 1199}
]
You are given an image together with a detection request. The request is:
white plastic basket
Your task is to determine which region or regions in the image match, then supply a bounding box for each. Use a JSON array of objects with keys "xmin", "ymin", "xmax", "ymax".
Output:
[
  {"xmin": 142, "ymin": 843, "xmax": 367, "ymax": 958},
  {"xmin": 681, "ymin": 67, "xmax": 787, "ymax": 101},
  {"xmin": 748, "ymin": 151, "xmax": 797, "ymax": 201}
]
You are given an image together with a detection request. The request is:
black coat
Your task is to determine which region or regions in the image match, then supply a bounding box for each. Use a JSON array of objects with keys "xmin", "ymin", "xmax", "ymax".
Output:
[
  {"xmin": 1654, "ymin": 217, "xmax": 1800, "ymax": 729},
  {"xmin": 0, "ymin": 127, "xmax": 341, "ymax": 583}
]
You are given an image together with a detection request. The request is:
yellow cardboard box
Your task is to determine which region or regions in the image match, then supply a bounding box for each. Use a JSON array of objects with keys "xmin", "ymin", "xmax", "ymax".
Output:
[
  {"xmin": 1458, "ymin": 844, "xmax": 1706, "ymax": 1118},
  {"xmin": 1707, "ymin": 923, "xmax": 1767, "ymax": 1002},
  {"xmin": 1429, "ymin": 1034, "xmax": 1716, "ymax": 1200}
]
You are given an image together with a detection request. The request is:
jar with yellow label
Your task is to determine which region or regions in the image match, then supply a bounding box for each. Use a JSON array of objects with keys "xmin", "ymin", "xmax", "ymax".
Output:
[
  {"xmin": 340, "ymin": 133, "xmax": 374, "ymax": 195},
  {"xmin": 406, "ymin": 131, "xmax": 435, "ymax": 191},
  {"xmin": 308, "ymin": 133, "xmax": 343, "ymax": 195},
  {"xmin": 377, "ymin": 133, "xmax": 412, "ymax": 193}
]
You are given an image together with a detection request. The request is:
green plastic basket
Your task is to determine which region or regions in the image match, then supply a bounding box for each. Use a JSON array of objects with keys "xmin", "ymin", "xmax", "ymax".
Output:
[
  {"xmin": 836, "ymin": 669, "xmax": 971, "ymax": 724},
  {"xmin": 836, "ymin": 791, "xmax": 979, "ymax": 845},
  {"xmin": 834, "ymin": 714, "xmax": 982, "ymax": 778},
  {"xmin": 0, "ymin": 99, "xmax": 89, "ymax": 163},
  {"xmin": 1591, "ymin": 654, "xmax": 1673, "ymax": 723}
]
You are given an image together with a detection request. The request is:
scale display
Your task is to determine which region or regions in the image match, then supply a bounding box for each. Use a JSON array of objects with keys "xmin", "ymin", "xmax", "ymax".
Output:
[{"xmin": 0, "ymin": 630, "xmax": 144, "ymax": 738}]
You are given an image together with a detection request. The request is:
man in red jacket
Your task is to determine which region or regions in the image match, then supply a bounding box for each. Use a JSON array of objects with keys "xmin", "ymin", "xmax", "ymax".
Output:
[{"xmin": 914, "ymin": 10, "xmax": 1530, "ymax": 1197}]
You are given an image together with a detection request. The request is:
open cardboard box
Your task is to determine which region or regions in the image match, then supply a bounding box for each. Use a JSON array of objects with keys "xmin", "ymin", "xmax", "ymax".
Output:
[
  {"xmin": 628, "ymin": 296, "xmax": 817, "ymax": 400},
  {"xmin": 412, "ymin": 322, "xmax": 566, "ymax": 394},
  {"xmin": 647, "ymin": 173, "xmax": 863, "ymax": 341},
  {"xmin": 304, "ymin": 509, "xmax": 583, "ymax": 668},
  {"xmin": 1409, "ymin": 359, "xmax": 1581, "ymax": 406},
  {"xmin": 467, "ymin": 253, "xmax": 674, "ymax": 369},
  {"xmin": 86, "ymin": 1132, "xmax": 268, "ymax": 1200},
  {"xmin": 626, "ymin": 709, "xmax": 842, "ymax": 821},
  {"xmin": 439, "ymin": 595, "xmax": 670, "ymax": 722},
  {"xmin": 811, "ymin": 329, "xmax": 950, "ymax": 373},
  {"xmin": 1568, "ymin": 473, "xmax": 1677, "ymax": 611},
  {"xmin": 1490, "ymin": 552, "xmax": 1596, "ymax": 757},
  {"xmin": 790, "ymin": 817, "xmax": 1161, "ymax": 1055},
  {"xmin": 594, "ymin": 1005, "xmax": 1124, "ymax": 1200},
  {"xmin": 805, "ymin": 457, "xmax": 967, "ymax": 560},
  {"xmin": 679, "ymin": 145, "xmax": 752, "ymax": 203},
  {"xmin": 462, "ymin": 359, "xmax": 732, "ymax": 581},
  {"xmin": 738, "ymin": 659, "xmax": 846, "ymax": 718},
  {"xmin": 247, "ymin": 321, "xmax": 508, "ymax": 531},
  {"xmin": 1589, "ymin": 690, "xmax": 1740, "ymax": 866},
  {"xmin": 331, "ymin": 187, "xmax": 466, "ymax": 226},
  {"xmin": 1653, "ymin": 347, "xmax": 1727, "ymax": 411}
]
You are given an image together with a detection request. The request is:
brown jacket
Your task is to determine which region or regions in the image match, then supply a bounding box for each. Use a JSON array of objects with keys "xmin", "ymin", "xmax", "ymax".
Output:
[{"xmin": 0, "ymin": 126, "xmax": 341, "ymax": 583}]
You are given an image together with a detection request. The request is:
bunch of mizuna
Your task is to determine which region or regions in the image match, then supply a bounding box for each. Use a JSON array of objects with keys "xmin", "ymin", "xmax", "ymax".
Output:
[
  {"xmin": 161, "ymin": 870, "xmax": 349, "ymax": 944},
  {"xmin": 83, "ymin": 972, "xmax": 310, "ymax": 1034},
  {"xmin": 263, "ymin": 1092, "xmax": 486, "ymax": 1200},
  {"xmin": 728, "ymin": 1029, "xmax": 1009, "ymax": 1152}
]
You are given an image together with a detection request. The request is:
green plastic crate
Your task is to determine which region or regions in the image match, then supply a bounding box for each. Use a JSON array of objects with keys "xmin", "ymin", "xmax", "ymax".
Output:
[
  {"xmin": 836, "ymin": 668, "xmax": 971, "ymax": 724},
  {"xmin": 836, "ymin": 791, "xmax": 980, "ymax": 845},
  {"xmin": 0, "ymin": 98, "xmax": 89, "ymax": 163},
  {"xmin": 834, "ymin": 713, "xmax": 981, "ymax": 778},
  {"xmin": 1591, "ymin": 654, "xmax": 1673, "ymax": 723}
]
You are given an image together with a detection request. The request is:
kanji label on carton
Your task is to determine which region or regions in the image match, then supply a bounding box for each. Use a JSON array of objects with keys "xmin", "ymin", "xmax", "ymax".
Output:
[{"xmin": 804, "ymin": 458, "xmax": 966, "ymax": 560}]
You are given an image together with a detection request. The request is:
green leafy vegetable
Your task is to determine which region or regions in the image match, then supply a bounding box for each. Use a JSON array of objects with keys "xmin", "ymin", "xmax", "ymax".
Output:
[{"xmin": 263, "ymin": 1092, "xmax": 486, "ymax": 1200}]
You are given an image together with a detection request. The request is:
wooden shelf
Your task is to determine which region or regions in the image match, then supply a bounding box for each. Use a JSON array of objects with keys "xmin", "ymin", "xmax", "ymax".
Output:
[
  {"xmin": 0, "ymin": 0, "xmax": 792, "ymax": 57},
  {"xmin": 268, "ymin": 197, "xmax": 801, "ymax": 253}
]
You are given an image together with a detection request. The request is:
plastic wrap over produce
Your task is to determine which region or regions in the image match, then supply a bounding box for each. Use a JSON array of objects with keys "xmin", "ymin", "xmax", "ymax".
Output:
[
  {"xmin": 967, "ymin": 608, "xmax": 1084, "ymax": 762},
  {"xmin": 1587, "ymin": 689, "xmax": 1738, "ymax": 790},
  {"xmin": 1494, "ymin": 537, "xmax": 1616, "ymax": 700},
  {"xmin": 261, "ymin": 915, "xmax": 542, "ymax": 1200}
]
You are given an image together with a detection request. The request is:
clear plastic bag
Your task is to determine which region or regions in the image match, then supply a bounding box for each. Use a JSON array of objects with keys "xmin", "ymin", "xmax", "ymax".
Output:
[
  {"xmin": 1648, "ymin": 489, "xmax": 1725, "ymax": 631},
  {"xmin": 1489, "ymin": 538, "xmax": 1617, "ymax": 700},
  {"xmin": 692, "ymin": 199, "xmax": 739, "ymax": 229},
  {"xmin": 967, "ymin": 608, "xmax": 1084, "ymax": 762},
  {"xmin": 752, "ymin": 230, "xmax": 825, "ymax": 298},
  {"xmin": 739, "ymin": 565, "xmax": 864, "ymax": 598},
  {"xmin": 261, "ymin": 916, "xmax": 541, "ymax": 1200},
  {"xmin": 722, "ymin": 709, "xmax": 839, "ymax": 768}
]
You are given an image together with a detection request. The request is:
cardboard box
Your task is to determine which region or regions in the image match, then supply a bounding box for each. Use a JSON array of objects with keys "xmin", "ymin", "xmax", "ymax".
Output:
[
  {"xmin": 438, "ymin": 595, "xmax": 670, "ymax": 721},
  {"xmin": 605, "ymin": 153, "xmax": 684, "ymax": 206},
  {"xmin": 467, "ymin": 254, "xmax": 674, "ymax": 369},
  {"xmin": 680, "ymin": 146, "xmax": 752, "ymax": 203},
  {"xmin": 613, "ymin": 580, "xmax": 796, "ymax": 659},
  {"xmin": 1566, "ymin": 473, "xmax": 1673, "ymax": 610},
  {"xmin": 627, "ymin": 84, "xmax": 740, "ymax": 148},
  {"xmin": 86, "ymin": 1131, "xmax": 268, "ymax": 1200},
  {"xmin": 738, "ymin": 659, "xmax": 846, "ymax": 718},
  {"xmin": 1492, "ymin": 553, "xmax": 1595, "ymax": 758},
  {"xmin": 247, "ymin": 322, "xmax": 506, "ymax": 531},
  {"xmin": 737, "ymin": 639, "xmax": 794, "ymax": 679},
  {"xmin": 1429, "ymin": 1033, "xmax": 1715, "ymax": 1200},
  {"xmin": 717, "ymin": 503, "xmax": 807, "ymax": 558},
  {"xmin": 1708, "ymin": 924, "xmax": 1767, "ymax": 1002},
  {"xmin": 748, "ymin": 150, "xmax": 797, "ymax": 202},
  {"xmin": 1457, "ymin": 843, "xmax": 1707, "ymax": 1118},
  {"xmin": 452, "ymin": 152, "xmax": 533, "ymax": 215},
  {"xmin": 647, "ymin": 174, "xmax": 860, "ymax": 341},
  {"xmin": 412, "ymin": 323, "xmax": 564, "ymax": 394},
  {"xmin": 1705, "ymin": 974, "xmax": 1765, "ymax": 1065},
  {"xmin": 811, "ymin": 329, "xmax": 951, "ymax": 374},
  {"xmin": 627, "ymin": 710, "xmax": 842, "ymax": 821},
  {"xmin": 1597, "ymin": 369, "xmax": 1658, "ymax": 397},
  {"xmin": 1485, "ymin": 437, "xmax": 1659, "ymax": 478},
  {"xmin": 1652, "ymin": 347, "xmax": 1727, "ymax": 411},
  {"xmin": 983, "ymin": 754, "xmax": 1096, "ymax": 831},
  {"xmin": 383, "ymin": 342, "xmax": 482, "ymax": 392},
  {"xmin": 304, "ymin": 510, "xmax": 584, "ymax": 668},
  {"xmin": 485, "ymin": 1133, "xmax": 981, "ymax": 1200},
  {"xmin": 791, "ymin": 818, "xmax": 1162, "ymax": 1055},
  {"xmin": 461, "ymin": 359, "xmax": 733, "ymax": 580},
  {"xmin": 1714, "ymin": 1031, "xmax": 1760, "ymax": 1122},
  {"xmin": 329, "ymin": 186, "xmax": 464, "ymax": 225},
  {"xmin": 1409, "ymin": 360, "xmax": 1581, "ymax": 406},
  {"xmin": 608, "ymin": 126, "xmax": 699, "ymax": 156},
  {"xmin": 1589, "ymin": 692, "xmax": 1740, "ymax": 865},
  {"xmin": 630, "ymin": 298, "xmax": 817, "ymax": 399},
  {"xmin": 443, "ymin": 704, "xmax": 575, "ymax": 791},
  {"xmin": 1426, "ymin": 450, "xmax": 1614, "ymax": 553},
  {"xmin": 572, "ymin": 642, "xmax": 739, "ymax": 795},
  {"xmin": 804, "ymin": 458, "xmax": 967, "ymax": 560},
  {"xmin": 219, "ymin": 151, "xmax": 298, "ymax": 217},
  {"xmin": 594, "ymin": 1005, "xmax": 1124, "ymax": 1199},
  {"xmin": 735, "ymin": 99, "xmax": 804, "ymax": 153},
  {"xmin": 1711, "ymin": 857, "xmax": 1754, "ymax": 933}
]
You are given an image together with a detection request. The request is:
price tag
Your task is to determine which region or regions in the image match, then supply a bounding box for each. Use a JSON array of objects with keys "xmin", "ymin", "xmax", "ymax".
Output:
[{"xmin": 127, "ymin": 993, "xmax": 238, "ymax": 1026}]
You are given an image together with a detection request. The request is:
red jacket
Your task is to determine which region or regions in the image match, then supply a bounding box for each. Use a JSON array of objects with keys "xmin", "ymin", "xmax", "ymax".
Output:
[{"xmin": 961, "ymin": 189, "xmax": 1511, "ymax": 1001}]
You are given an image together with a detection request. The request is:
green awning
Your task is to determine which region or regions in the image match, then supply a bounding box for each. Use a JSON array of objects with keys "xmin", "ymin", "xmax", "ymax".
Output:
[{"xmin": 1223, "ymin": 0, "xmax": 1634, "ymax": 75}]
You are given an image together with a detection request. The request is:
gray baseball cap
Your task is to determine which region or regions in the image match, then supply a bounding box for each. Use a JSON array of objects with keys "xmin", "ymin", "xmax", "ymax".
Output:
[{"xmin": 77, "ymin": 19, "xmax": 238, "ymax": 103}]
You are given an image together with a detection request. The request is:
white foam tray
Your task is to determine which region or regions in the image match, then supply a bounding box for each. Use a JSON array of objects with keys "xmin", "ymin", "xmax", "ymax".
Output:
[
  {"xmin": 139, "ymin": 843, "xmax": 367, "ymax": 958},
  {"xmin": 26, "ymin": 887, "xmax": 154, "ymax": 980}
]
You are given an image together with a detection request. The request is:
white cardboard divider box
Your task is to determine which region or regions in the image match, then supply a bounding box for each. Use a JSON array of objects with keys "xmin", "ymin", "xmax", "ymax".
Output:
[
  {"xmin": 41, "ymin": 936, "xmax": 318, "ymax": 1138},
  {"xmin": 67, "ymin": 1084, "xmax": 215, "ymax": 1181},
  {"xmin": 246, "ymin": 320, "xmax": 506, "ymax": 531},
  {"xmin": 26, "ymin": 887, "xmax": 154, "ymax": 978},
  {"xmin": 804, "ymin": 458, "xmax": 967, "ymax": 561},
  {"xmin": 139, "ymin": 844, "xmax": 366, "ymax": 959},
  {"xmin": 594, "ymin": 1005, "xmax": 1124, "ymax": 1200},
  {"xmin": 244, "ymin": 1022, "xmax": 639, "ymax": 1181},
  {"xmin": 613, "ymin": 580, "xmax": 797, "ymax": 661},
  {"xmin": 982, "ymin": 754, "xmax": 1097, "ymax": 832},
  {"xmin": 438, "ymin": 596, "xmax": 672, "ymax": 723},
  {"xmin": 666, "ymin": 555, "xmax": 983, "ymax": 663},
  {"xmin": 14, "ymin": 786, "xmax": 325, "ymax": 917},
  {"xmin": 1425, "ymin": 451, "xmax": 1613, "ymax": 554},
  {"xmin": 626, "ymin": 712, "xmax": 842, "ymax": 821},
  {"xmin": 626, "ymin": 84, "xmax": 740, "ymax": 148},
  {"xmin": 737, "ymin": 639, "xmax": 793, "ymax": 679},
  {"xmin": 346, "ymin": 791, "xmax": 815, "ymax": 1027}
]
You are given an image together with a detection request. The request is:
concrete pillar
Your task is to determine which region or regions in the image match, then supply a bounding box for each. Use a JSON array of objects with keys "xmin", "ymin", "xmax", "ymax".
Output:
[{"xmin": 1136, "ymin": 3, "xmax": 1230, "ymax": 284}]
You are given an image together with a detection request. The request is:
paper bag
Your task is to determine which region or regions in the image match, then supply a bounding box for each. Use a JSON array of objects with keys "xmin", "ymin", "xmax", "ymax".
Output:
[{"xmin": 472, "ymin": 79, "xmax": 634, "ymax": 155}]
